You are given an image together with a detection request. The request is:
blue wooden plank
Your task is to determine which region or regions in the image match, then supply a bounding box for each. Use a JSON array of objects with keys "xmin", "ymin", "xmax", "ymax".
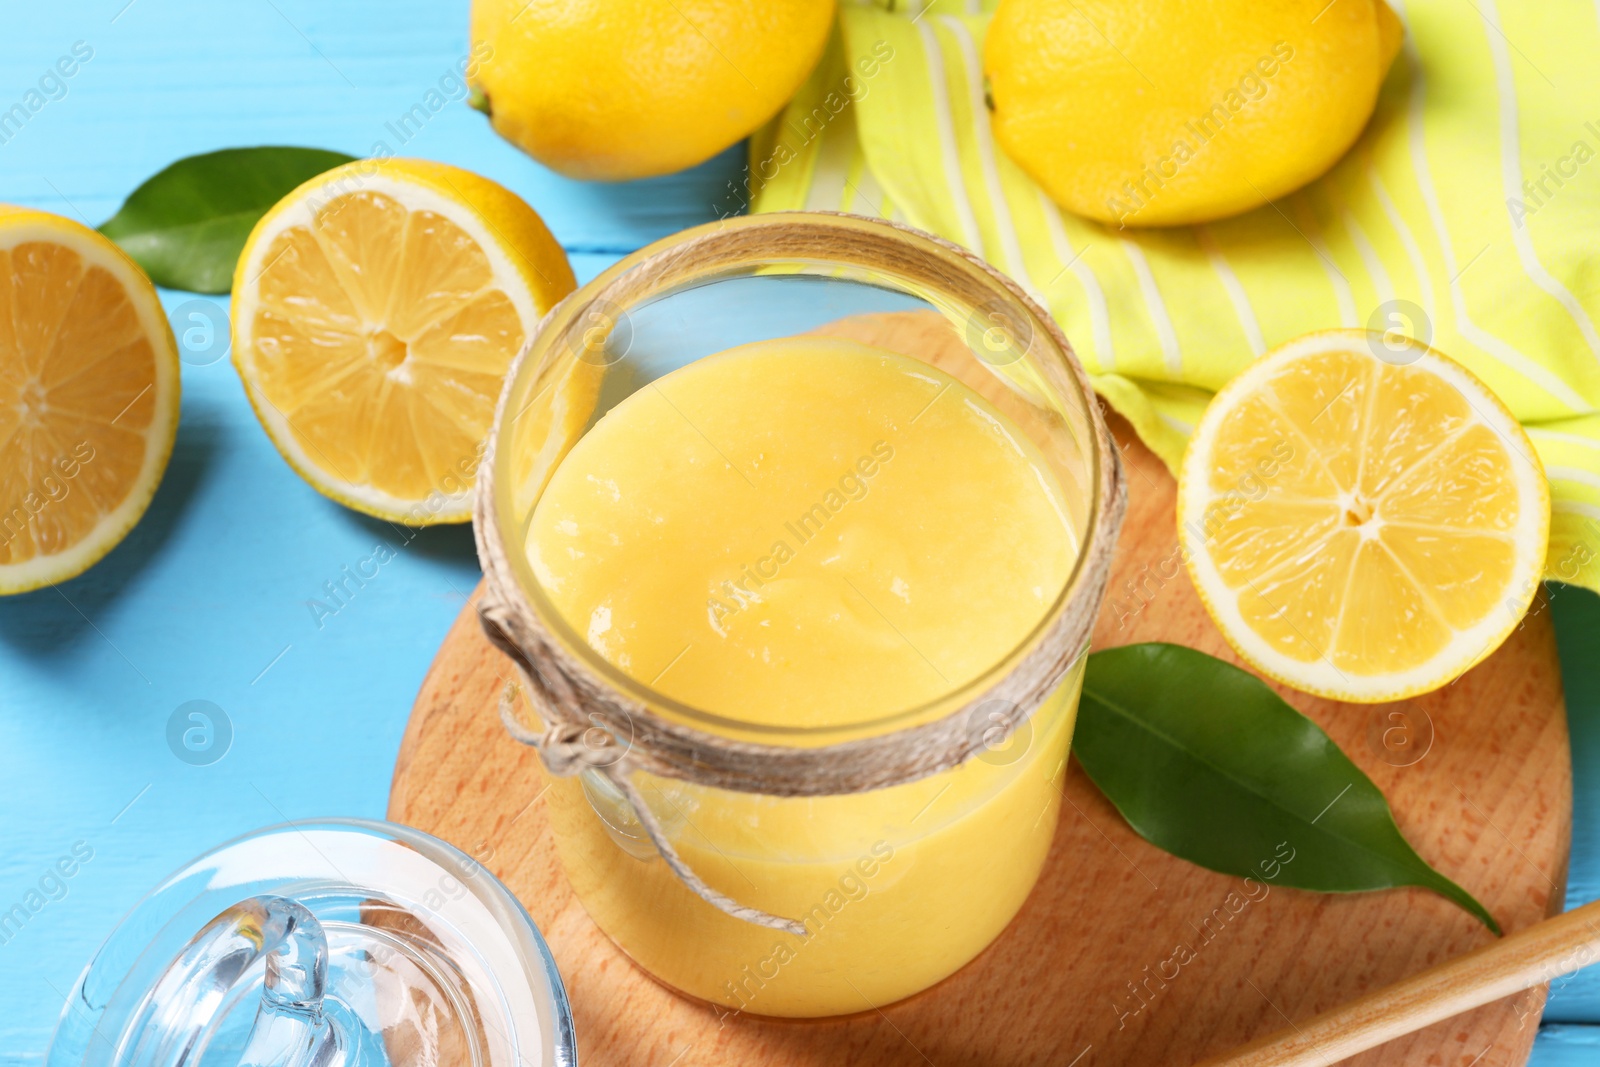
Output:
[
  {"xmin": 1547, "ymin": 582, "xmax": 1600, "ymax": 1023},
  {"xmin": 1530, "ymin": 1024, "xmax": 1600, "ymax": 1066},
  {"xmin": 0, "ymin": 2, "xmax": 1595, "ymax": 1064}
]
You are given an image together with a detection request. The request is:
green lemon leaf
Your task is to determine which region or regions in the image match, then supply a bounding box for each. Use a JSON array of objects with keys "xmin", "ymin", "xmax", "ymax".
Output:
[
  {"xmin": 99, "ymin": 146, "xmax": 355, "ymax": 293},
  {"xmin": 1074, "ymin": 642, "xmax": 1499, "ymax": 933}
]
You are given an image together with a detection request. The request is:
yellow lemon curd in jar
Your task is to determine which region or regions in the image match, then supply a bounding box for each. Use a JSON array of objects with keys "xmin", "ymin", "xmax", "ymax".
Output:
[{"xmin": 526, "ymin": 336, "xmax": 1083, "ymax": 1016}]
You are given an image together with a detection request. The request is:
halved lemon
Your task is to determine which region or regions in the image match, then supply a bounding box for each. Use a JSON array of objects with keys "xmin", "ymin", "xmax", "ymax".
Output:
[
  {"xmin": 1178, "ymin": 330, "xmax": 1549, "ymax": 703},
  {"xmin": 232, "ymin": 158, "xmax": 576, "ymax": 523},
  {"xmin": 0, "ymin": 207, "xmax": 180, "ymax": 594}
]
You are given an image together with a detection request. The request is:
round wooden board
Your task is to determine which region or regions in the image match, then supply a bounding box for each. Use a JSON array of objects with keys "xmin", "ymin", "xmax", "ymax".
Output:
[{"xmin": 390, "ymin": 312, "xmax": 1572, "ymax": 1067}]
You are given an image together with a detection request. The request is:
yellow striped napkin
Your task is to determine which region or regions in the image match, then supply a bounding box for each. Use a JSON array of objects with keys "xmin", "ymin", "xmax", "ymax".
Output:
[{"xmin": 749, "ymin": 0, "xmax": 1600, "ymax": 595}]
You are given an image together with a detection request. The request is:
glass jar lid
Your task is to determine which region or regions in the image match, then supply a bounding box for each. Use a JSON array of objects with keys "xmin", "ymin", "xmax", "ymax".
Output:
[{"xmin": 46, "ymin": 819, "xmax": 574, "ymax": 1067}]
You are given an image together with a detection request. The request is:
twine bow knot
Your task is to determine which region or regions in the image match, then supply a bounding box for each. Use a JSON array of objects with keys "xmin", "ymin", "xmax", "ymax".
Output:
[
  {"xmin": 496, "ymin": 681, "xmax": 809, "ymax": 937},
  {"xmin": 523, "ymin": 718, "xmax": 621, "ymax": 777}
]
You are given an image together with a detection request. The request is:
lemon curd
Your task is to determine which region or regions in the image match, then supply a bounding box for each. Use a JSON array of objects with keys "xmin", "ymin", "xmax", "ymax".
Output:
[{"xmin": 527, "ymin": 336, "xmax": 1085, "ymax": 1016}]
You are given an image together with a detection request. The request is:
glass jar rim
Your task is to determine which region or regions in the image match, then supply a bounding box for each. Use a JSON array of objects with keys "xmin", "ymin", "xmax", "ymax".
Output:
[{"xmin": 481, "ymin": 211, "xmax": 1122, "ymax": 748}]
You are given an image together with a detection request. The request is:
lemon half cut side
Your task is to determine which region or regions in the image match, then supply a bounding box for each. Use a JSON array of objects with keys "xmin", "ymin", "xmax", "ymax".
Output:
[
  {"xmin": 1178, "ymin": 330, "xmax": 1550, "ymax": 703},
  {"xmin": 0, "ymin": 206, "xmax": 180, "ymax": 594},
  {"xmin": 231, "ymin": 158, "xmax": 576, "ymax": 524}
]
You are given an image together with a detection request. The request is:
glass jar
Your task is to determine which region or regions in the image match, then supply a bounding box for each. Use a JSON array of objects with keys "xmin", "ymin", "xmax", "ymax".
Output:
[{"xmin": 479, "ymin": 212, "xmax": 1123, "ymax": 1018}]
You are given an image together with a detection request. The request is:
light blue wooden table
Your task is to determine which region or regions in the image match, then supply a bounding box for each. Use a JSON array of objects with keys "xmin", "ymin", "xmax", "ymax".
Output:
[{"xmin": 0, "ymin": 2, "xmax": 1596, "ymax": 1063}]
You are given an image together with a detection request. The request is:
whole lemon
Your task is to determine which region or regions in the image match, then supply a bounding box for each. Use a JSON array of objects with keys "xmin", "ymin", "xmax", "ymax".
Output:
[
  {"xmin": 985, "ymin": 0, "xmax": 1403, "ymax": 227},
  {"xmin": 469, "ymin": 0, "xmax": 834, "ymax": 181}
]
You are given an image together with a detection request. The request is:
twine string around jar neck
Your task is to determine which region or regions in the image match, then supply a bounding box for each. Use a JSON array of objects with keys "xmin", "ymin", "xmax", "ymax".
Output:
[{"xmin": 472, "ymin": 213, "xmax": 1128, "ymax": 933}]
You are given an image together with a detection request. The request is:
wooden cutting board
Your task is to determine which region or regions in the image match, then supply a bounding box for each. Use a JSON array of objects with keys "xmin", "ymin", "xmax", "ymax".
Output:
[{"xmin": 389, "ymin": 311, "xmax": 1571, "ymax": 1067}]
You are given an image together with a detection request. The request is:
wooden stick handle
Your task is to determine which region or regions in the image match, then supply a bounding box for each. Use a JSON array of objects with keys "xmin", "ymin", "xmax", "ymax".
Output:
[{"xmin": 1192, "ymin": 899, "xmax": 1600, "ymax": 1067}]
